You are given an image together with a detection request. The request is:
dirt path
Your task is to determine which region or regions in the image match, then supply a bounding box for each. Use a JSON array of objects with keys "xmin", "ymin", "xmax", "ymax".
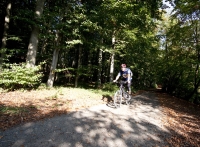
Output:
[{"xmin": 0, "ymin": 92, "xmax": 173, "ymax": 147}]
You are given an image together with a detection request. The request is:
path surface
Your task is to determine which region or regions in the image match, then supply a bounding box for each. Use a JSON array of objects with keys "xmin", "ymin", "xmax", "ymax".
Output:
[{"xmin": 0, "ymin": 92, "xmax": 171, "ymax": 147}]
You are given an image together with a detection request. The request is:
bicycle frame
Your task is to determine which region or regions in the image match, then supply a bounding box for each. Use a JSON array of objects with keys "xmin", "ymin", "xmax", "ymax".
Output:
[
  {"xmin": 113, "ymin": 81, "xmax": 130, "ymax": 108},
  {"xmin": 118, "ymin": 81, "xmax": 128, "ymax": 98}
]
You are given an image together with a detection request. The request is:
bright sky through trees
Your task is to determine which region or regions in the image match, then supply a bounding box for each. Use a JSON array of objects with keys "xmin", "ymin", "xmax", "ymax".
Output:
[{"xmin": 162, "ymin": 0, "xmax": 174, "ymax": 15}]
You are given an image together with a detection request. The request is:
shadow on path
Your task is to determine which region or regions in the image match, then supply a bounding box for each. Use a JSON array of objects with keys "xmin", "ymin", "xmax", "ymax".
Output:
[{"xmin": 0, "ymin": 92, "xmax": 172, "ymax": 147}]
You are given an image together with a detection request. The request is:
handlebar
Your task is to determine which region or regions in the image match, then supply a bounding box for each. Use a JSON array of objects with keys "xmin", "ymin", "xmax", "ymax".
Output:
[{"xmin": 113, "ymin": 80, "xmax": 128, "ymax": 85}]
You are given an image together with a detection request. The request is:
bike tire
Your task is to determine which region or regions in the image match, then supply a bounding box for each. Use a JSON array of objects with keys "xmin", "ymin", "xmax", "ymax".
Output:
[
  {"xmin": 114, "ymin": 90, "xmax": 122, "ymax": 108},
  {"xmin": 122, "ymin": 89, "xmax": 130, "ymax": 105},
  {"xmin": 126, "ymin": 95, "xmax": 131, "ymax": 105}
]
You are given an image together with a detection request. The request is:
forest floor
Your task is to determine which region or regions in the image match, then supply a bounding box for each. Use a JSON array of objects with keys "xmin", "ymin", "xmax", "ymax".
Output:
[
  {"xmin": 156, "ymin": 90, "xmax": 200, "ymax": 146},
  {"xmin": 0, "ymin": 87, "xmax": 200, "ymax": 146}
]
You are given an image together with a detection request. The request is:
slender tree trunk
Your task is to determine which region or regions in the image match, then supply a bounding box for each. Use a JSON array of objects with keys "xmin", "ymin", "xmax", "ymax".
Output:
[
  {"xmin": 192, "ymin": 22, "xmax": 200, "ymax": 102},
  {"xmin": 41, "ymin": 38, "xmax": 48, "ymax": 55},
  {"xmin": 87, "ymin": 49, "xmax": 92, "ymax": 82},
  {"xmin": 0, "ymin": 2, "xmax": 11, "ymax": 68},
  {"xmin": 47, "ymin": 32, "xmax": 60, "ymax": 87},
  {"xmin": 96, "ymin": 48, "xmax": 103, "ymax": 87},
  {"xmin": 75, "ymin": 44, "xmax": 82, "ymax": 87},
  {"xmin": 26, "ymin": 0, "xmax": 45, "ymax": 68},
  {"xmin": 47, "ymin": 49, "xmax": 59, "ymax": 87},
  {"xmin": 72, "ymin": 49, "xmax": 76, "ymax": 67},
  {"xmin": 165, "ymin": 35, "xmax": 168, "ymax": 61},
  {"xmin": 109, "ymin": 31, "xmax": 115, "ymax": 82}
]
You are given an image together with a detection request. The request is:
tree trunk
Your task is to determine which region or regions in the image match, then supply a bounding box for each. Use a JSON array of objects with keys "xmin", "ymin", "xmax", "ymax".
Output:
[
  {"xmin": 109, "ymin": 31, "xmax": 115, "ymax": 82},
  {"xmin": 192, "ymin": 22, "xmax": 200, "ymax": 103},
  {"xmin": 96, "ymin": 48, "xmax": 103, "ymax": 87},
  {"xmin": 47, "ymin": 31, "xmax": 60, "ymax": 87},
  {"xmin": 26, "ymin": 0, "xmax": 45, "ymax": 68},
  {"xmin": 75, "ymin": 44, "xmax": 82, "ymax": 87},
  {"xmin": 0, "ymin": 2, "xmax": 11, "ymax": 69},
  {"xmin": 47, "ymin": 49, "xmax": 59, "ymax": 87},
  {"xmin": 165, "ymin": 35, "xmax": 168, "ymax": 61}
]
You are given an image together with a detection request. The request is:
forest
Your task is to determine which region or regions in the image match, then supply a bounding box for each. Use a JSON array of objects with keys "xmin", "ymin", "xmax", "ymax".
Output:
[{"xmin": 0, "ymin": 0, "xmax": 200, "ymax": 104}]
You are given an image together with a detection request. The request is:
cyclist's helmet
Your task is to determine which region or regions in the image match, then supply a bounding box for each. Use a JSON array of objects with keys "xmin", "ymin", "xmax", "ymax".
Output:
[{"xmin": 121, "ymin": 64, "xmax": 126, "ymax": 68}]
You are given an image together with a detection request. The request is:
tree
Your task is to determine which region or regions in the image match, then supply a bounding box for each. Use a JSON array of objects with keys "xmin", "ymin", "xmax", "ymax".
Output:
[
  {"xmin": 46, "ymin": 30, "xmax": 61, "ymax": 87},
  {"xmin": 26, "ymin": 0, "xmax": 45, "ymax": 68},
  {"xmin": 157, "ymin": 0, "xmax": 200, "ymax": 103},
  {"xmin": 0, "ymin": 2, "xmax": 11, "ymax": 69}
]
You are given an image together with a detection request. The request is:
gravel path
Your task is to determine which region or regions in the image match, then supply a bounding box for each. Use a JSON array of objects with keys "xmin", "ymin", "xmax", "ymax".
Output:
[{"xmin": 0, "ymin": 92, "xmax": 171, "ymax": 147}]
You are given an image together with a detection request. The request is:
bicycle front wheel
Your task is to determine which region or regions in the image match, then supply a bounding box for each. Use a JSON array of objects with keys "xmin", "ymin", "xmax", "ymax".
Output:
[{"xmin": 114, "ymin": 90, "xmax": 122, "ymax": 108}]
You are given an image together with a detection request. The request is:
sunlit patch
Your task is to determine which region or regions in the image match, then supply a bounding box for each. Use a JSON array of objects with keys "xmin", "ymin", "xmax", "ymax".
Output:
[
  {"xmin": 35, "ymin": 11, "xmax": 41, "ymax": 16},
  {"xmin": 75, "ymin": 126, "xmax": 83, "ymax": 133}
]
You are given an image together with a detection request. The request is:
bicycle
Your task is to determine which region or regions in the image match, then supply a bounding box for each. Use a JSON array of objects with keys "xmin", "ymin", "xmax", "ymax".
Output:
[{"xmin": 113, "ymin": 81, "xmax": 131, "ymax": 108}]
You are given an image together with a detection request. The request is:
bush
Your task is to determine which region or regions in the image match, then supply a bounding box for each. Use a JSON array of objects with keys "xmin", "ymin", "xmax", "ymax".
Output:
[
  {"xmin": 0, "ymin": 63, "xmax": 43, "ymax": 90},
  {"xmin": 102, "ymin": 82, "xmax": 118, "ymax": 92}
]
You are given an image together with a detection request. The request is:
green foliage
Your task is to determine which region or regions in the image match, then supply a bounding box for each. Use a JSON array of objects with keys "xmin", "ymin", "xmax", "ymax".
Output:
[
  {"xmin": 0, "ymin": 105, "xmax": 27, "ymax": 115},
  {"xmin": 156, "ymin": 0, "xmax": 200, "ymax": 104},
  {"xmin": 0, "ymin": 0, "xmax": 163, "ymax": 89},
  {"xmin": 7, "ymin": 36, "xmax": 22, "ymax": 41},
  {"xmin": 0, "ymin": 63, "xmax": 43, "ymax": 90},
  {"xmin": 101, "ymin": 82, "xmax": 118, "ymax": 92}
]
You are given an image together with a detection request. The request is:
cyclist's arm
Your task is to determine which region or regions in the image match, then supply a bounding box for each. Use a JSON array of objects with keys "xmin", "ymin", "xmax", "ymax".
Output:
[
  {"xmin": 114, "ymin": 73, "xmax": 120, "ymax": 81},
  {"xmin": 127, "ymin": 70, "xmax": 131, "ymax": 83},
  {"xmin": 127, "ymin": 74, "xmax": 131, "ymax": 83}
]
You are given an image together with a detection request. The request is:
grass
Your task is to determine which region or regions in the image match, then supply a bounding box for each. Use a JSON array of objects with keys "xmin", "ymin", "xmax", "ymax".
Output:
[{"xmin": 0, "ymin": 106, "xmax": 28, "ymax": 115}]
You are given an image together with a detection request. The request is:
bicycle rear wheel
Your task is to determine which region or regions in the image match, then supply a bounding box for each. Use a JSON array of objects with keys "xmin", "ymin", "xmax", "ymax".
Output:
[
  {"xmin": 114, "ymin": 90, "xmax": 122, "ymax": 108},
  {"xmin": 126, "ymin": 95, "xmax": 131, "ymax": 105}
]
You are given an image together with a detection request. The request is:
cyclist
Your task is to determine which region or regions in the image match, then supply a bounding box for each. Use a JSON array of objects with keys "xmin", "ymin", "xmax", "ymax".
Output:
[{"xmin": 113, "ymin": 64, "xmax": 132, "ymax": 99}]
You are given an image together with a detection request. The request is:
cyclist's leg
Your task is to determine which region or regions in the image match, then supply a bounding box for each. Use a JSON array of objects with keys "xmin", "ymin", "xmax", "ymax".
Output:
[
  {"xmin": 124, "ymin": 81, "xmax": 131, "ymax": 105},
  {"xmin": 127, "ymin": 81, "xmax": 132, "ymax": 97}
]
